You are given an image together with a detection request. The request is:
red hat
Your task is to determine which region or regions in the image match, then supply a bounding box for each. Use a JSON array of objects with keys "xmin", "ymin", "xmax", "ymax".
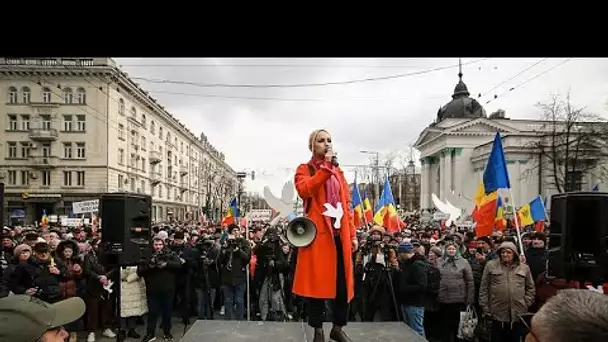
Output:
[{"xmin": 468, "ymin": 241, "xmax": 478, "ymax": 248}]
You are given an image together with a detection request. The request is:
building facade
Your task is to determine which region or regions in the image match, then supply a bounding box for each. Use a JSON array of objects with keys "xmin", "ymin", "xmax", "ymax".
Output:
[
  {"xmin": 414, "ymin": 73, "xmax": 608, "ymax": 214},
  {"xmin": 0, "ymin": 57, "xmax": 237, "ymax": 225}
]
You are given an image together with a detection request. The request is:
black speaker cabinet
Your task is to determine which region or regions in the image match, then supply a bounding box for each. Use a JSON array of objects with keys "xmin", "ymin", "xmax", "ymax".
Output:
[
  {"xmin": 549, "ymin": 192, "xmax": 608, "ymax": 283},
  {"xmin": 100, "ymin": 193, "xmax": 152, "ymax": 266}
]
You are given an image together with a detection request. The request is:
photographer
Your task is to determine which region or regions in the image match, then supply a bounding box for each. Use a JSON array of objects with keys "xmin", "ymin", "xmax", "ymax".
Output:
[
  {"xmin": 254, "ymin": 228, "xmax": 288, "ymax": 321},
  {"xmin": 168, "ymin": 231, "xmax": 196, "ymax": 325},
  {"xmin": 192, "ymin": 236, "xmax": 220, "ymax": 320},
  {"xmin": 362, "ymin": 228, "xmax": 398, "ymax": 322},
  {"xmin": 137, "ymin": 237, "xmax": 182, "ymax": 342},
  {"xmin": 393, "ymin": 241, "xmax": 428, "ymax": 338},
  {"xmin": 219, "ymin": 224, "xmax": 251, "ymax": 320}
]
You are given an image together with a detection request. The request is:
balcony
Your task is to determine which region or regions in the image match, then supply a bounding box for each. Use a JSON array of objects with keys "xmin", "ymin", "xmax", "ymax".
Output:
[
  {"xmin": 29, "ymin": 128, "xmax": 58, "ymax": 141},
  {"xmin": 150, "ymin": 171, "xmax": 162, "ymax": 184},
  {"xmin": 30, "ymin": 155, "xmax": 59, "ymax": 168},
  {"xmin": 179, "ymin": 165, "xmax": 188, "ymax": 175},
  {"xmin": 149, "ymin": 150, "xmax": 161, "ymax": 164},
  {"xmin": 180, "ymin": 180, "xmax": 189, "ymax": 190}
]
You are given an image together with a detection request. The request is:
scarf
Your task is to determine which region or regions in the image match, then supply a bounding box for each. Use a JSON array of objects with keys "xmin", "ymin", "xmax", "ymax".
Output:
[{"xmin": 310, "ymin": 155, "xmax": 341, "ymax": 208}]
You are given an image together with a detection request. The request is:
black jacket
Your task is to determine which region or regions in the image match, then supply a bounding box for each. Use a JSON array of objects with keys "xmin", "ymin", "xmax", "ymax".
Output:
[
  {"xmin": 191, "ymin": 244, "xmax": 221, "ymax": 290},
  {"xmin": 526, "ymin": 247, "xmax": 547, "ymax": 282},
  {"xmin": 395, "ymin": 254, "xmax": 428, "ymax": 307},
  {"xmin": 137, "ymin": 248, "xmax": 182, "ymax": 293},
  {"xmin": 0, "ymin": 267, "xmax": 8, "ymax": 298},
  {"xmin": 8, "ymin": 257, "xmax": 65, "ymax": 303},
  {"xmin": 83, "ymin": 251, "xmax": 108, "ymax": 296},
  {"xmin": 219, "ymin": 239, "xmax": 251, "ymax": 286}
]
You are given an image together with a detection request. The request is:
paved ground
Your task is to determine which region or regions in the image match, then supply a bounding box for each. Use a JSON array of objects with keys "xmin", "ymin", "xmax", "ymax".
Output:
[{"xmin": 77, "ymin": 316, "xmax": 189, "ymax": 341}]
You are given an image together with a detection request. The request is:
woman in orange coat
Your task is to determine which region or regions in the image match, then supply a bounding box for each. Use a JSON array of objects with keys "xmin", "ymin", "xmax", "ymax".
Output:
[{"xmin": 293, "ymin": 129, "xmax": 357, "ymax": 342}]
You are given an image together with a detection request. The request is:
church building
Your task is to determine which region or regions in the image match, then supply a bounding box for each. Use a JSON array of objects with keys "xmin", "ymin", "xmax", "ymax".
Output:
[{"xmin": 413, "ymin": 68, "xmax": 606, "ymax": 214}]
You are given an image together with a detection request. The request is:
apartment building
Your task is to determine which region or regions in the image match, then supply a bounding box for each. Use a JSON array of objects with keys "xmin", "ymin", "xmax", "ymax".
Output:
[{"xmin": 0, "ymin": 57, "xmax": 237, "ymax": 225}]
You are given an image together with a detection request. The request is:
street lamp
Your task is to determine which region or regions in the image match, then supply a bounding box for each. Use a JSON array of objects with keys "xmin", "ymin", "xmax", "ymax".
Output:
[
  {"xmin": 360, "ymin": 150, "xmax": 381, "ymax": 208},
  {"xmin": 406, "ymin": 160, "xmax": 416, "ymax": 211}
]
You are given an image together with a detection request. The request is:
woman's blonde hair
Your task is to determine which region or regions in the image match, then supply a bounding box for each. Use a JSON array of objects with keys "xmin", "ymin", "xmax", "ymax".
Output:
[{"xmin": 308, "ymin": 129, "xmax": 330, "ymax": 152}]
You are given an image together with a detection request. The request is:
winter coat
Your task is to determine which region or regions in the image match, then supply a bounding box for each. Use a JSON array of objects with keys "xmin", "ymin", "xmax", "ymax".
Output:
[
  {"xmin": 470, "ymin": 259, "xmax": 487, "ymax": 304},
  {"xmin": 8, "ymin": 257, "xmax": 65, "ymax": 303},
  {"xmin": 525, "ymin": 247, "xmax": 547, "ymax": 282},
  {"xmin": 219, "ymin": 240, "xmax": 251, "ymax": 286},
  {"xmin": 394, "ymin": 254, "xmax": 428, "ymax": 307},
  {"xmin": 56, "ymin": 240, "xmax": 83, "ymax": 299},
  {"xmin": 479, "ymin": 242, "xmax": 535, "ymax": 323},
  {"xmin": 120, "ymin": 267, "xmax": 148, "ymax": 317},
  {"xmin": 137, "ymin": 248, "xmax": 182, "ymax": 294},
  {"xmin": 83, "ymin": 250, "xmax": 107, "ymax": 296},
  {"xmin": 293, "ymin": 161, "xmax": 356, "ymax": 301},
  {"xmin": 437, "ymin": 254, "xmax": 474, "ymax": 305},
  {"xmin": 425, "ymin": 263, "xmax": 441, "ymax": 312}
]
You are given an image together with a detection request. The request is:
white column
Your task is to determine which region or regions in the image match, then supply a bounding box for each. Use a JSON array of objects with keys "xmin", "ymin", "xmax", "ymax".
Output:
[
  {"xmin": 445, "ymin": 149, "xmax": 452, "ymax": 198},
  {"xmin": 421, "ymin": 160, "xmax": 429, "ymax": 209},
  {"xmin": 439, "ymin": 153, "xmax": 445, "ymax": 201}
]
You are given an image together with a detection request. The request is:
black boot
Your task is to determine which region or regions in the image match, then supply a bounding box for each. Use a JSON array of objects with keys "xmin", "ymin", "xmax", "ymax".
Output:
[
  {"xmin": 329, "ymin": 326, "xmax": 352, "ymax": 342},
  {"xmin": 127, "ymin": 329, "xmax": 141, "ymax": 338}
]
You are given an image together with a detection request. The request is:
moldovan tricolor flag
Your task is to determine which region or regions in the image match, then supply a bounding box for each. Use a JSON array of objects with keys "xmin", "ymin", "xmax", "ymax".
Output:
[
  {"xmin": 362, "ymin": 193, "xmax": 374, "ymax": 223},
  {"xmin": 351, "ymin": 180, "xmax": 364, "ymax": 228},
  {"xmin": 221, "ymin": 197, "xmax": 239, "ymax": 226},
  {"xmin": 517, "ymin": 196, "xmax": 547, "ymax": 227},
  {"xmin": 472, "ymin": 182, "xmax": 498, "ymax": 237},
  {"xmin": 494, "ymin": 196, "xmax": 507, "ymax": 231},
  {"xmin": 373, "ymin": 176, "xmax": 401, "ymax": 233}
]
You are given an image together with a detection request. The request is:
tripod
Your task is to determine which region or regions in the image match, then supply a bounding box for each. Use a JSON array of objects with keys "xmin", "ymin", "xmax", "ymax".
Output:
[
  {"xmin": 364, "ymin": 266, "xmax": 400, "ymax": 322},
  {"xmin": 263, "ymin": 260, "xmax": 287, "ymax": 321}
]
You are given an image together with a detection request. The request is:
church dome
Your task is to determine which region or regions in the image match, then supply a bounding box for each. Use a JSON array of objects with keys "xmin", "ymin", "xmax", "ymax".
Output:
[{"xmin": 436, "ymin": 69, "xmax": 486, "ymax": 121}]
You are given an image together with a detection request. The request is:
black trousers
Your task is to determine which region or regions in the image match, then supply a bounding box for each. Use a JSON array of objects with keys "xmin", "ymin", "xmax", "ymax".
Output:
[
  {"xmin": 490, "ymin": 320, "xmax": 525, "ymax": 342},
  {"xmin": 308, "ymin": 236, "xmax": 349, "ymax": 329},
  {"xmin": 147, "ymin": 291, "xmax": 174, "ymax": 335},
  {"xmin": 438, "ymin": 302, "xmax": 465, "ymax": 342}
]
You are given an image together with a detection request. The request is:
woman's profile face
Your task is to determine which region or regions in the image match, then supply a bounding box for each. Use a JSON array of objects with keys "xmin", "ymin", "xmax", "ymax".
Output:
[{"xmin": 314, "ymin": 131, "xmax": 332, "ymax": 156}]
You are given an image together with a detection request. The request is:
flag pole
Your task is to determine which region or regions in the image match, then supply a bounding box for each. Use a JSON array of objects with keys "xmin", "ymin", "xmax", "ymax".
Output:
[
  {"xmin": 355, "ymin": 170, "xmax": 368, "ymax": 228},
  {"xmin": 539, "ymin": 195, "xmax": 550, "ymax": 223},
  {"xmin": 507, "ymin": 189, "xmax": 526, "ymax": 258}
]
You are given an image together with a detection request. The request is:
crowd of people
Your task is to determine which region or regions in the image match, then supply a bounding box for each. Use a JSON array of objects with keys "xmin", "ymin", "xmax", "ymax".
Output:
[{"xmin": 1, "ymin": 211, "xmax": 607, "ymax": 342}]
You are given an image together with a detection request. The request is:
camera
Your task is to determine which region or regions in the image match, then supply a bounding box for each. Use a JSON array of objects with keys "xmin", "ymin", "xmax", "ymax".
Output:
[{"xmin": 197, "ymin": 239, "xmax": 215, "ymax": 258}]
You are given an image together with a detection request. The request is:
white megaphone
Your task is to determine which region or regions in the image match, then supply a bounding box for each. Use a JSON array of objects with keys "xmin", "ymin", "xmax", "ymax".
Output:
[{"xmin": 264, "ymin": 181, "xmax": 317, "ymax": 248}]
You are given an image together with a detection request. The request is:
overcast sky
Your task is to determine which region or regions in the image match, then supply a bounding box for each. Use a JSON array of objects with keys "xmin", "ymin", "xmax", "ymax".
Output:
[{"xmin": 114, "ymin": 58, "xmax": 608, "ymax": 197}]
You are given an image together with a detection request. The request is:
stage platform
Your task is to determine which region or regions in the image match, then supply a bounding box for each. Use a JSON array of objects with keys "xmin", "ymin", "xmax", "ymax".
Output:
[{"xmin": 179, "ymin": 320, "xmax": 427, "ymax": 341}]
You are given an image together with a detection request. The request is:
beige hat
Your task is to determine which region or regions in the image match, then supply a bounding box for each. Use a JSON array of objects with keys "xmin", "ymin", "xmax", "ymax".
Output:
[{"xmin": 0, "ymin": 295, "xmax": 85, "ymax": 342}]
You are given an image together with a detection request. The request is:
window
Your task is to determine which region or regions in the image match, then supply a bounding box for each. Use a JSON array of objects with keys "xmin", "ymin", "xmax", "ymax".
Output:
[
  {"xmin": 77, "ymin": 88, "xmax": 86, "ymax": 104},
  {"xmin": 130, "ymin": 106, "xmax": 137, "ymax": 119},
  {"xmin": 20, "ymin": 115, "xmax": 30, "ymax": 131},
  {"xmin": 166, "ymin": 185, "xmax": 170, "ymax": 200},
  {"xmin": 118, "ymin": 123, "xmax": 125, "ymax": 139},
  {"xmin": 21, "ymin": 171, "xmax": 29, "ymax": 186},
  {"xmin": 141, "ymin": 136, "xmax": 146, "ymax": 150},
  {"xmin": 40, "ymin": 115, "xmax": 51, "ymax": 130},
  {"xmin": 63, "ymin": 115, "xmax": 72, "ymax": 131},
  {"xmin": 150, "ymin": 141, "xmax": 155, "ymax": 151},
  {"xmin": 141, "ymin": 180, "xmax": 146, "ymax": 194},
  {"xmin": 8, "ymin": 115, "xmax": 17, "ymax": 130},
  {"xmin": 119, "ymin": 98, "xmax": 125, "ymax": 115},
  {"xmin": 63, "ymin": 143, "xmax": 72, "ymax": 158},
  {"xmin": 76, "ymin": 171, "xmax": 85, "ymax": 186},
  {"xmin": 8, "ymin": 142, "xmax": 17, "ymax": 158},
  {"xmin": 130, "ymin": 153, "xmax": 136, "ymax": 168},
  {"xmin": 8, "ymin": 171, "xmax": 17, "ymax": 185},
  {"xmin": 131, "ymin": 178, "xmax": 136, "ymax": 192},
  {"xmin": 8, "ymin": 87, "xmax": 17, "ymax": 104},
  {"xmin": 141, "ymin": 114, "xmax": 147, "ymax": 128},
  {"xmin": 76, "ymin": 143, "xmax": 85, "ymax": 158},
  {"xmin": 118, "ymin": 174, "xmax": 124, "ymax": 189},
  {"xmin": 63, "ymin": 171, "xmax": 72, "ymax": 186},
  {"xmin": 20, "ymin": 142, "xmax": 30, "ymax": 158},
  {"xmin": 21, "ymin": 87, "xmax": 30, "ymax": 103},
  {"xmin": 118, "ymin": 148, "xmax": 124, "ymax": 164},
  {"xmin": 76, "ymin": 115, "xmax": 85, "ymax": 131},
  {"xmin": 159, "ymin": 127, "xmax": 163, "ymax": 139},
  {"xmin": 42, "ymin": 144, "xmax": 51, "ymax": 157},
  {"xmin": 141, "ymin": 158, "xmax": 146, "ymax": 172},
  {"xmin": 181, "ymin": 141, "xmax": 184, "ymax": 153},
  {"xmin": 42, "ymin": 88, "xmax": 51, "ymax": 103},
  {"xmin": 63, "ymin": 88, "xmax": 73, "ymax": 104},
  {"xmin": 150, "ymin": 121, "xmax": 155, "ymax": 134},
  {"xmin": 158, "ymin": 185, "xmax": 163, "ymax": 198},
  {"xmin": 42, "ymin": 171, "xmax": 51, "ymax": 186}
]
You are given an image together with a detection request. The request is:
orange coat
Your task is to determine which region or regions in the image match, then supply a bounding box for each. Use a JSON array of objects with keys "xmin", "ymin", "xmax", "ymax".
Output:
[{"xmin": 292, "ymin": 162, "xmax": 355, "ymax": 302}]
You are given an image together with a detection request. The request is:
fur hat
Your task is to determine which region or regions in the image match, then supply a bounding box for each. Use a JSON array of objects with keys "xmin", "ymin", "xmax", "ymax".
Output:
[{"xmin": 13, "ymin": 244, "xmax": 32, "ymax": 257}]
